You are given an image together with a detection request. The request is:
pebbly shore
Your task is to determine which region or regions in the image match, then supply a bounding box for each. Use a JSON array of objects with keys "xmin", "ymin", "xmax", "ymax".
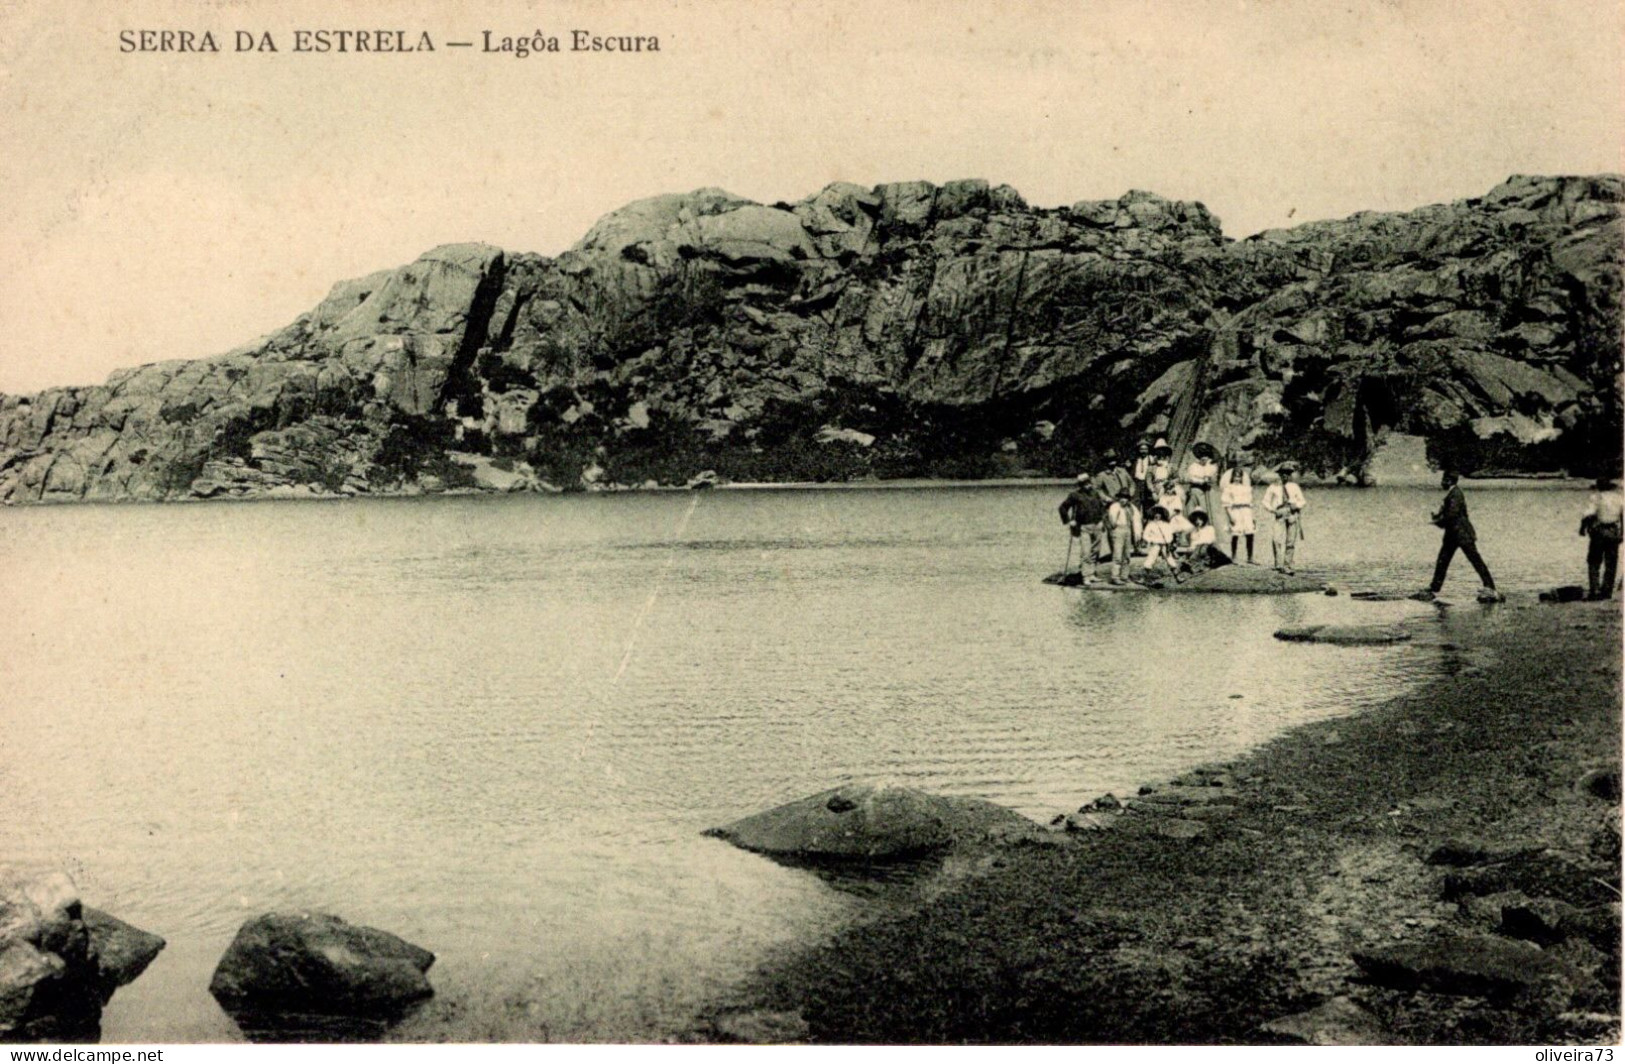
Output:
[{"xmin": 711, "ymin": 595, "xmax": 1622, "ymax": 1045}]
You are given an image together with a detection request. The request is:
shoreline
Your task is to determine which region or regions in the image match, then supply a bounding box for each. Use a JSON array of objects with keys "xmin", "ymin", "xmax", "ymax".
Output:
[
  {"xmin": 0, "ymin": 474, "xmax": 1595, "ymax": 510},
  {"xmin": 713, "ymin": 596, "xmax": 1622, "ymax": 1044}
]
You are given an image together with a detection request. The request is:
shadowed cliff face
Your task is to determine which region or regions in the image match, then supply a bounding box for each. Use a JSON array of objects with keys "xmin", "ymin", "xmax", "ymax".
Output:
[{"xmin": 1, "ymin": 174, "xmax": 1619, "ymax": 503}]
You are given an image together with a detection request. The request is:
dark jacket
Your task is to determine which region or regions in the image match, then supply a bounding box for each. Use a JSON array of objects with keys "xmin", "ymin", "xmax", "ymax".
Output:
[
  {"xmin": 1432, "ymin": 484, "xmax": 1477, "ymax": 543},
  {"xmin": 1060, "ymin": 490, "xmax": 1107, "ymax": 527}
]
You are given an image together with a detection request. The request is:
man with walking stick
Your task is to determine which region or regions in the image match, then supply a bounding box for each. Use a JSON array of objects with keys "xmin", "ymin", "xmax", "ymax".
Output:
[{"xmin": 1059, "ymin": 472, "xmax": 1107, "ymax": 585}]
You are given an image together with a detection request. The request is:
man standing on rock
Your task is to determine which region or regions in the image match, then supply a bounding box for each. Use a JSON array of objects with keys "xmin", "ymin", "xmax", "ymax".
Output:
[
  {"xmin": 1260, "ymin": 462, "xmax": 1306, "ymax": 574},
  {"xmin": 1420, "ymin": 469, "xmax": 1497, "ymax": 600},
  {"xmin": 1059, "ymin": 473, "xmax": 1108, "ymax": 580},
  {"xmin": 1580, "ymin": 474, "xmax": 1623, "ymax": 600},
  {"xmin": 1094, "ymin": 450, "xmax": 1141, "ymax": 544}
]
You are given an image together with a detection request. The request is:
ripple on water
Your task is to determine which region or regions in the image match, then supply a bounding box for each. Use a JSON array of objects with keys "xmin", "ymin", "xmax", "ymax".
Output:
[{"xmin": 0, "ymin": 484, "xmax": 1589, "ymax": 1040}]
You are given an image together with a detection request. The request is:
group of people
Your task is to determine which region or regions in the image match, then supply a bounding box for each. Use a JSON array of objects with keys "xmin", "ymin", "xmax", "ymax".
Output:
[
  {"xmin": 1058, "ymin": 437, "xmax": 1307, "ymax": 586},
  {"xmin": 1058, "ymin": 440, "xmax": 1625, "ymax": 600}
]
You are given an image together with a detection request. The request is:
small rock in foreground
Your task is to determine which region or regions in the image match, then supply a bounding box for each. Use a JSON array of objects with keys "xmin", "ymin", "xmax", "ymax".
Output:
[
  {"xmin": 1259, "ymin": 996, "xmax": 1388, "ymax": 1045},
  {"xmin": 0, "ymin": 872, "xmax": 165, "ymax": 1043},
  {"xmin": 1575, "ymin": 766, "xmax": 1622, "ymax": 801},
  {"xmin": 209, "ymin": 912, "xmax": 434, "ymax": 1041},
  {"xmin": 1352, "ymin": 933, "xmax": 1570, "ymax": 998},
  {"xmin": 1423, "ymin": 838, "xmax": 1546, "ymax": 867}
]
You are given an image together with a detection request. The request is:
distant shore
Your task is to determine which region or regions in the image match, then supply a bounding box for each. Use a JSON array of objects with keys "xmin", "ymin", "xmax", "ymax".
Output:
[
  {"xmin": 0, "ymin": 472, "xmax": 1596, "ymax": 509},
  {"xmin": 718, "ymin": 596, "xmax": 1622, "ymax": 1044}
]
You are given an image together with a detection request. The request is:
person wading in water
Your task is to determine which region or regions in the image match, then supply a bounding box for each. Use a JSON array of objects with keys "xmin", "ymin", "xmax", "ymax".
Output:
[{"xmin": 1419, "ymin": 469, "xmax": 1498, "ymax": 601}]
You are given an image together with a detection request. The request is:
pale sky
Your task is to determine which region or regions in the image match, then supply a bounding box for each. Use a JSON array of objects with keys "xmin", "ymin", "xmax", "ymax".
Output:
[{"xmin": 1, "ymin": 0, "xmax": 1620, "ymax": 394}]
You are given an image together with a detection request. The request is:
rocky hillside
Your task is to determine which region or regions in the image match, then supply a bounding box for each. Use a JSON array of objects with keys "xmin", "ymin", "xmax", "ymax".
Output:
[{"xmin": 1, "ymin": 174, "xmax": 1619, "ymax": 503}]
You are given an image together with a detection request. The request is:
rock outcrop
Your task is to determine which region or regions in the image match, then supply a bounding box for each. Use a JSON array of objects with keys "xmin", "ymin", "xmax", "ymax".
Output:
[
  {"xmin": 704, "ymin": 783, "xmax": 1043, "ymax": 860},
  {"xmin": 0, "ymin": 872, "xmax": 165, "ymax": 1043},
  {"xmin": 208, "ymin": 912, "xmax": 434, "ymax": 1041},
  {"xmin": 2, "ymin": 175, "xmax": 1619, "ymax": 503}
]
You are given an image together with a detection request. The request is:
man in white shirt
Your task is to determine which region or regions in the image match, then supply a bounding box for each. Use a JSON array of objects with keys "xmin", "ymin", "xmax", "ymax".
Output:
[
  {"xmin": 1580, "ymin": 474, "xmax": 1624, "ymax": 600},
  {"xmin": 1259, "ymin": 462, "xmax": 1307, "ymax": 574}
]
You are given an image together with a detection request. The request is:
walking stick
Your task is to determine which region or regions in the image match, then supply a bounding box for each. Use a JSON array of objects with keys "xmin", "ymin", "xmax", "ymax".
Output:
[{"xmin": 1063, "ymin": 531, "xmax": 1075, "ymax": 578}]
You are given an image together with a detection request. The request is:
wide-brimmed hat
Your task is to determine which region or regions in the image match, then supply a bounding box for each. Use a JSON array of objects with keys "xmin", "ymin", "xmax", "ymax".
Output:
[
  {"xmin": 1189, "ymin": 508, "xmax": 1209, "ymax": 523},
  {"xmin": 1075, "ymin": 473, "xmax": 1091, "ymax": 484},
  {"xmin": 1192, "ymin": 442, "xmax": 1217, "ymax": 458},
  {"xmin": 1149, "ymin": 505, "xmax": 1170, "ymax": 521},
  {"xmin": 1136, "ymin": 440, "xmax": 1151, "ymax": 452},
  {"xmin": 1277, "ymin": 461, "xmax": 1298, "ymax": 473}
]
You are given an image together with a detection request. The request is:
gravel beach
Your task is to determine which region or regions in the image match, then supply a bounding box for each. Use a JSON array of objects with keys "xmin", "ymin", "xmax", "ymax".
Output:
[{"xmin": 718, "ymin": 596, "xmax": 1622, "ymax": 1045}]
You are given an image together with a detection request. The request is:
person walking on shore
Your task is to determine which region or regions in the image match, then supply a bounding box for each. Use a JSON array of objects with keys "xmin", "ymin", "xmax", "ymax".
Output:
[
  {"xmin": 1580, "ymin": 474, "xmax": 1623, "ymax": 600},
  {"xmin": 1220, "ymin": 457, "xmax": 1256, "ymax": 563},
  {"xmin": 1420, "ymin": 469, "xmax": 1496, "ymax": 600},
  {"xmin": 1260, "ymin": 462, "xmax": 1306, "ymax": 574}
]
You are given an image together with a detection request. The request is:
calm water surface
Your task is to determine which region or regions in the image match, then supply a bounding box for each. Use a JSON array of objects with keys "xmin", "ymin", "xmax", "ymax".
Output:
[{"xmin": 0, "ymin": 483, "xmax": 1592, "ymax": 1041}]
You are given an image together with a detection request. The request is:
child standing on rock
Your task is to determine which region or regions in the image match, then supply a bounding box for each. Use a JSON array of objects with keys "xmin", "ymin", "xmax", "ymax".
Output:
[{"xmin": 1221, "ymin": 457, "xmax": 1256, "ymax": 563}]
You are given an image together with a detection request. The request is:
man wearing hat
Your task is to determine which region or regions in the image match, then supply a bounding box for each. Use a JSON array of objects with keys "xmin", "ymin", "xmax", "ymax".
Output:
[
  {"xmin": 1059, "ymin": 472, "xmax": 1109, "ymax": 579},
  {"xmin": 1421, "ymin": 469, "xmax": 1496, "ymax": 599},
  {"xmin": 1258, "ymin": 462, "xmax": 1307, "ymax": 574},
  {"xmin": 1579, "ymin": 473, "xmax": 1623, "ymax": 600}
]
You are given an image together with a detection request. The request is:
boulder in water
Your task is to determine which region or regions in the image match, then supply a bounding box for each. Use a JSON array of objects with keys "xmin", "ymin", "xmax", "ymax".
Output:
[
  {"xmin": 704, "ymin": 783, "xmax": 1042, "ymax": 860},
  {"xmin": 0, "ymin": 871, "xmax": 165, "ymax": 1043},
  {"xmin": 208, "ymin": 912, "xmax": 434, "ymax": 1041},
  {"xmin": 1275, "ymin": 624, "xmax": 1413, "ymax": 646},
  {"xmin": 1046, "ymin": 564, "xmax": 1323, "ymax": 594}
]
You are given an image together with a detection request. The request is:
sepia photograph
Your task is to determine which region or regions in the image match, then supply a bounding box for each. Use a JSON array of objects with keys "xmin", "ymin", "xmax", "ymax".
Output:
[{"xmin": 0, "ymin": 0, "xmax": 1620, "ymax": 1050}]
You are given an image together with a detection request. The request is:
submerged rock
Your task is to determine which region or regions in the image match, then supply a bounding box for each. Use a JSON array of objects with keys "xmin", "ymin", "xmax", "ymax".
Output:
[
  {"xmin": 1175, "ymin": 567, "xmax": 1327, "ymax": 594},
  {"xmin": 704, "ymin": 783, "xmax": 1042, "ymax": 860},
  {"xmin": 0, "ymin": 872, "xmax": 165, "ymax": 1043},
  {"xmin": 1274, "ymin": 624, "xmax": 1413, "ymax": 646},
  {"xmin": 209, "ymin": 912, "xmax": 434, "ymax": 1041}
]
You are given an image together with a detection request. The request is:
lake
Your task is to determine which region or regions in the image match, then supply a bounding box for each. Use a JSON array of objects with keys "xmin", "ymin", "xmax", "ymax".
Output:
[{"xmin": 0, "ymin": 481, "xmax": 1594, "ymax": 1041}]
